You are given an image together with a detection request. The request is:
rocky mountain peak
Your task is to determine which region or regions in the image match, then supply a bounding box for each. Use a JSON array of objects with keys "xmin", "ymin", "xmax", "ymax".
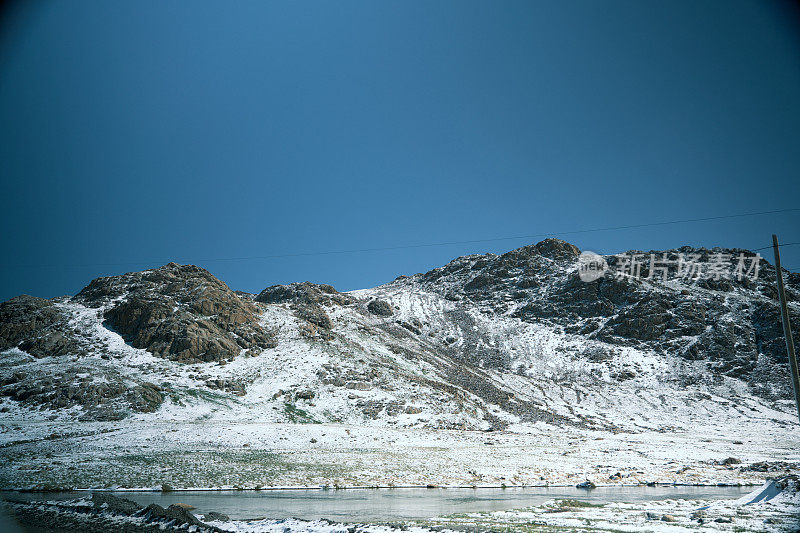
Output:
[
  {"xmin": 529, "ymin": 237, "xmax": 582, "ymax": 260},
  {"xmin": 394, "ymin": 240, "xmax": 799, "ymax": 401},
  {"xmin": 255, "ymin": 281, "xmax": 353, "ymax": 307},
  {"xmin": 75, "ymin": 263, "xmax": 275, "ymax": 363},
  {"xmin": 76, "ymin": 262, "xmax": 229, "ymax": 306}
]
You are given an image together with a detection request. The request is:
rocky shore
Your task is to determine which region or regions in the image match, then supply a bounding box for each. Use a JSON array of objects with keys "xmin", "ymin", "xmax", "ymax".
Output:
[{"xmin": 2, "ymin": 493, "xmax": 227, "ymax": 533}]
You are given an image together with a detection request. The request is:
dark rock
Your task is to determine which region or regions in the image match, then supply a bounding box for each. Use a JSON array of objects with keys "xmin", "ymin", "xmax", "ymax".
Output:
[
  {"xmin": 255, "ymin": 282, "xmax": 353, "ymax": 306},
  {"xmin": 295, "ymin": 389, "xmax": 316, "ymax": 400},
  {"xmin": 77, "ymin": 263, "xmax": 276, "ymax": 363},
  {"xmin": 465, "ymin": 274, "xmax": 495, "ymax": 291},
  {"xmin": 296, "ymin": 304, "xmax": 333, "ymax": 330},
  {"xmin": 367, "ymin": 299, "xmax": 393, "ymax": 317},
  {"xmin": 409, "ymin": 239, "xmax": 800, "ymax": 401},
  {"xmin": 91, "ymin": 493, "xmax": 142, "ymax": 515},
  {"xmin": 205, "ymin": 379, "xmax": 246, "ymax": 396},
  {"xmin": 5, "ymin": 498, "xmax": 226, "ymax": 533},
  {"xmin": 397, "ymin": 320, "xmax": 421, "ymax": 335},
  {"xmin": 0, "ymin": 365, "xmax": 164, "ymax": 420},
  {"xmin": 533, "ymin": 238, "xmax": 581, "ymax": 260},
  {"xmin": 0, "ymin": 295, "xmax": 82, "ymax": 358},
  {"xmin": 203, "ymin": 511, "xmax": 230, "ymax": 522},
  {"xmin": 143, "ymin": 503, "xmax": 205, "ymax": 528},
  {"xmin": 611, "ymin": 370, "xmax": 636, "ymax": 381},
  {"xmin": 742, "ymin": 461, "xmax": 799, "ymax": 472}
]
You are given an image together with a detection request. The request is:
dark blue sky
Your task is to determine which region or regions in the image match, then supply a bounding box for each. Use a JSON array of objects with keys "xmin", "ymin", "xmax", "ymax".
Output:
[{"xmin": 1, "ymin": 0, "xmax": 799, "ymax": 300}]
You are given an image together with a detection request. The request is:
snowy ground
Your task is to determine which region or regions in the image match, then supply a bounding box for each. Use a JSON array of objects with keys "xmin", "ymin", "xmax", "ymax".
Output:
[
  {"xmin": 1, "ymin": 291, "xmax": 798, "ymax": 491},
  {"xmin": 400, "ymin": 485, "xmax": 800, "ymax": 533},
  {"xmin": 1, "ymin": 271, "xmax": 799, "ymax": 533},
  {"xmin": 0, "ymin": 416, "xmax": 797, "ymax": 490}
]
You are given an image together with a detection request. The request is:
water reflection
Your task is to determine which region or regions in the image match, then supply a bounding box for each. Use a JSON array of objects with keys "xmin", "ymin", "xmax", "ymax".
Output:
[{"xmin": 2, "ymin": 486, "xmax": 751, "ymax": 522}]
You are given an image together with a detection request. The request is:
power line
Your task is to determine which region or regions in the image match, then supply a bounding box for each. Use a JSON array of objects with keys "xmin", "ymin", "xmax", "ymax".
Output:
[
  {"xmin": 4, "ymin": 206, "xmax": 800, "ymax": 269},
  {"xmin": 751, "ymin": 242, "xmax": 800, "ymax": 252}
]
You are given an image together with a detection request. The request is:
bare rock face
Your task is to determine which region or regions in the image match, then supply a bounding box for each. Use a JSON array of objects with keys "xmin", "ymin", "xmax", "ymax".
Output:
[
  {"xmin": 367, "ymin": 299, "xmax": 393, "ymax": 317},
  {"xmin": 0, "ymin": 295, "xmax": 82, "ymax": 358},
  {"xmin": 77, "ymin": 263, "xmax": 275, "ymax": 363},
  {"xmin": 255, "ymin": 281, "xmax": 353, "ymax": 306},
  {"xmin": 0, "ymin": 295, "xmax": 168, "ymax": 418},
  {"xmin": 256, "ymin": 282, "xmax": 352, "ymax": 335},
  {"xmin": 407, "ymin": 238, "xmax": 800, "ymax": 400},
  {"xmin": 295, "ymin": 304, "xmax": 333, "ymax": 330},
  {"xmin": 0, "ymin": 265, "xmax": 273, "ymax": 417},
  {"xmin": 0, "ymin": 361, "xmax": 165, "ymax": 420}
]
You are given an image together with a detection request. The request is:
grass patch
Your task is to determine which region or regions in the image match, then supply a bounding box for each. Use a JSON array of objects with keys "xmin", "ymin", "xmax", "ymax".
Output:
[
  {"xmin": 283, "ymin": 402, "xmax": 319, "ymax": 423},
  {"xmin": 1, "ymin": 448, "xmax": 349, "ymax": 489},
  {"xmin": 553, "ymin": 499, "xmax": 605, "ymax": 509},
  {"xmin": 172, "ymin": 386, "xmax": 237, "ymax": 407}
]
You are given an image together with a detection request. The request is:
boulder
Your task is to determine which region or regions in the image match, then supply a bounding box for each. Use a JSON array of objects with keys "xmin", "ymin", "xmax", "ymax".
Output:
[
  {"xmin": 143, "ymin": 503, "xmax": 205, "ymax": 528},
  {"xmin": 90, "ymin": 493, "xmax": 142, "ymax": 515},
  {"xmin": 204, "ymin": 511, "xmax": 230, "ymax": 522},
  {"xmin": 367, "ymin": 299, "xmax": 393, "ymax": 317}
]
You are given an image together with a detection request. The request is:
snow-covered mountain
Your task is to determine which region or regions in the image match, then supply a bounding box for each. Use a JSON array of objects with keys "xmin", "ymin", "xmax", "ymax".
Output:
[{"xmin": 1, "ymin": 238, "xmax": 797, "ymax": 434}]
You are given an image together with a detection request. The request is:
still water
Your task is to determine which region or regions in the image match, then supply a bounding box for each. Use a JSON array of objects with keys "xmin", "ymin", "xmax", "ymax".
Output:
[{"xmin": 3, "ymin": 485, "xmax": 752, "ymax": 522}]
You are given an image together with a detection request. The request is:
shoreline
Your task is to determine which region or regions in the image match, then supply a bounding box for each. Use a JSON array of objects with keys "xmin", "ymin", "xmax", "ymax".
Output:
[
  {"xmin": 3, "ymin": 481, "xmax": 762, "ymax": 493},
  {"xmin": 2, "ymin": 481, "xmax": 797, "ymax": 533}
]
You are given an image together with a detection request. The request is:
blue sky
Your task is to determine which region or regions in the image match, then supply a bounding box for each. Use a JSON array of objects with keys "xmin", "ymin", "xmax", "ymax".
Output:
[{"xmin": 1, "ymin": 0, "xmax": 799, "ymax": 300}]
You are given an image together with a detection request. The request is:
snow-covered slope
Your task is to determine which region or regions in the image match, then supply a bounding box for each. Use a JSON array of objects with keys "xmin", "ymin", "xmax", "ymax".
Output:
[
  {"xmin": 0, "ymin": 239, "xmax": 798, "ymax": 489},
  {"xmin": 2, "ymin": 239, "xmax": 797, "ymax": 430}
]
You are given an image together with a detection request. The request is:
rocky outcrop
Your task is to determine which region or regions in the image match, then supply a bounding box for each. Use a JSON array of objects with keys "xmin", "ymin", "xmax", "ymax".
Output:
[
  {"xmin": 296, "ymin": 304, "xmax": 333, "ymax": 330},
  {"xmin": 0, "ymin": 295, "xmax": 82, "ymax": 358},
  {"xmin": 0, "ymin": 293, "xmax": 168, "ymax": 419},
  {"xmin": 367, "ymin": 299, "xmax": 393, "ymax": 316},
  {"xmin": 256, "ymin": 282, "xmax": 352, "ymax": 335},
  {"xmin": 408, "ymin": 239, "xmax": 800, "ymax": 400},
  {"xmin": 255, "ymin": 281, "xmax": 353, "ymax": 306},
  {"xmin": 0, "ymin": 366, "xmax": 164, "ymax": 420},
  {"xmin": 4, "ymin": 494, "xmax": 227, "ymax": 533},
  {"xmin": 77, "ymin": 263, "xmax": 275, "ymax": 363}
]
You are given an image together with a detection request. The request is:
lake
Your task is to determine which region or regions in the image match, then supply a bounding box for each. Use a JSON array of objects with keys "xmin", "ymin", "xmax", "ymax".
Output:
[{"xmin": 2, "ymin": 485, "xmax": 753, "ymax": 522}]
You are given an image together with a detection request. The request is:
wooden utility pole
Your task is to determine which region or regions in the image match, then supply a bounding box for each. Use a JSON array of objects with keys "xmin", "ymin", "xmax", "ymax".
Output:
[{"xmin": 772, "ymin": 234, "xmax": 800, "ymax": 423}]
